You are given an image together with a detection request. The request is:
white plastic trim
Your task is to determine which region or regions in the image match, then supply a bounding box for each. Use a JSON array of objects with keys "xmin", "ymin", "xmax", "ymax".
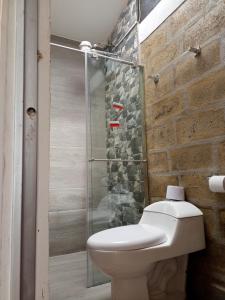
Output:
[{"xmin": 138, "ymin": 0, "xmax": 186, "ymax": 43}]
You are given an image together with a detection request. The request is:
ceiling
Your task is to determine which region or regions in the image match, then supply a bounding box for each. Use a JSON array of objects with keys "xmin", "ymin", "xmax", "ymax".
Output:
[{"xmin": 51, "ymin": 0, "xmax": 129, "ymax": 44}]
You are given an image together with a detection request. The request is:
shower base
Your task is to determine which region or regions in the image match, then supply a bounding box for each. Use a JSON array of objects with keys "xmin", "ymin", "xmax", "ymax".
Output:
[{"xmin": 49, "ymin": 251, "xmax": 111, "ymax": 300}]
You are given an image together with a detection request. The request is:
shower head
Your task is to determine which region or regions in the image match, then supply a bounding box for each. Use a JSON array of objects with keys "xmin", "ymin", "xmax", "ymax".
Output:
[{"xmin": 79, "ymin": 41, "xmax": 92, "ymax": 51}]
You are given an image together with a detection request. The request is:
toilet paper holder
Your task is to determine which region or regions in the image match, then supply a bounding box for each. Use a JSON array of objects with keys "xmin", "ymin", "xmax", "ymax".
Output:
[
  {"xmin": 207, "ymin": 173, "xmax": 221, "ymax": 180},
  {"xmin": 208, "ymin": 175, "xmax": 225, "ymax": 193}
]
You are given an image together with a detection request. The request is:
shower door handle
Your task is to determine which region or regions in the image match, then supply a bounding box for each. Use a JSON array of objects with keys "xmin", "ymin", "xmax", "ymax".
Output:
[{"xmin": 88, "ymin": 158, "xmax": 147, "ymax": 163}]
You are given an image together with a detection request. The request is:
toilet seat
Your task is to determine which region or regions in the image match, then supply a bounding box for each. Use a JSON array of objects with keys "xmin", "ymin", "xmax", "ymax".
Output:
[{"xmin": 87, "ymin": 224, "xmax": 167, "ymax": 251}]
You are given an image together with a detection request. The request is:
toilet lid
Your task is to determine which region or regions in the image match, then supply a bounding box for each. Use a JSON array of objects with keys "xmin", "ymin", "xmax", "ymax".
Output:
[{"xmin": 87, "ymin": 224, "xmax": 167, "ymax": 251}]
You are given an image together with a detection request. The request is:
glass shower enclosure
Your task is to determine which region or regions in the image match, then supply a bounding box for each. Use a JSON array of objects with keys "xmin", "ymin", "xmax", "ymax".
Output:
[{"xmin": 85, "ymin": 51, "xmax": 148, "ymax": 287}]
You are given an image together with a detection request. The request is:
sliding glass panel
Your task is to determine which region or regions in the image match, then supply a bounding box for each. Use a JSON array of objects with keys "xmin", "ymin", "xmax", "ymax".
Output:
[{"xmin": 86, "ymin": 52, "xmax": 147, "ymax": 287}]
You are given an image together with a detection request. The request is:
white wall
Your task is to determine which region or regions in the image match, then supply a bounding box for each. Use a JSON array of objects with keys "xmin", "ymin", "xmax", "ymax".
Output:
[{"xmin": 0, "ymin": 0, "xmax": 24, "ymax": 298}]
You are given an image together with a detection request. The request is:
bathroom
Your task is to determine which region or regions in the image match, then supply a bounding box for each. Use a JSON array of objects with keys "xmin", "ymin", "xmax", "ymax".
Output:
[
  {"xmin": 47, "ymin": 0, "xmax": 225, "ymax": 299},
  {"xmin": 0, "ymin": 0, "xmax": 225, "ymax": 299}
]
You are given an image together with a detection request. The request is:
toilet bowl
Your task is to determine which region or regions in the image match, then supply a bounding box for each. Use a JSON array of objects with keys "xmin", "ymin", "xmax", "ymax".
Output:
[{"xmin": 87, "ymin": 200, "xmax": 205, "ymax": 300}]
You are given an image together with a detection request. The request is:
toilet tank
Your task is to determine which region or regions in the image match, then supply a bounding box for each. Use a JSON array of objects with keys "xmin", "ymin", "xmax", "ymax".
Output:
[
  {"xmin": 140, "ymin": 201, "xmax": 205, "ymax": 254},
  {"xmin": 143, "ymin": 200, "xmax": 203, "ymax": 218}
]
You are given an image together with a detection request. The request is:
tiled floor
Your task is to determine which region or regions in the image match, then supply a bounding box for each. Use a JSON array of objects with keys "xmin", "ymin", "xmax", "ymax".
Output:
[{"xmin": 49, "ymin": 251, "xmax": 111, "ymax": 300}]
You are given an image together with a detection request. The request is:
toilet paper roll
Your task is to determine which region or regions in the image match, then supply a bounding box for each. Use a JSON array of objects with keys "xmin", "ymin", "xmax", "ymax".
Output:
[
  {"xmin": 166, "ymin": 185, "xmax": 185, "ymax": 201},
  {"xmin": 209, "ymin": 176, "xmax": 225, "ymax": 193}
]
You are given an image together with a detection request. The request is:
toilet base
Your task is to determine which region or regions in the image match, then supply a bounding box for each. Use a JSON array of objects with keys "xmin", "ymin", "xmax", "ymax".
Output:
[
  {"xmin": 111, "ymin": 275, "xmax": 149, "ymax": 300},
  {"xmin": 110, "ymin": 255, "xmax": 188, "ymax": 300}
]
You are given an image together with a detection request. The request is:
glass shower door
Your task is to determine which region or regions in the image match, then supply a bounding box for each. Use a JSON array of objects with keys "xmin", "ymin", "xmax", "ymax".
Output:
[{"xmin": 85, "ymin": 52, "xmax": 148, "ymax": 287}]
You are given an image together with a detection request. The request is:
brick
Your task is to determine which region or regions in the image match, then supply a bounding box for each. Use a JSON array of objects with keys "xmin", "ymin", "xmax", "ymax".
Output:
[
  {"xmin": 145, "ymin": 105, "xmax": 152, "ymax": 130},
  {"xmin": 140, "ymin": 26, "xmax": 167, "ymax": 62},
  {"xmin": 148, "ymin": 152, "xmax": 169, "ymax": 172},
  {"xmin": 189, "ymin": 68, "xmax": 225, "ymax": 108},
  {"xmin": 147, "ymin": 37, "xmax": 183, "ymax": 74},
  {"xmin": 170, "ymin": 144, "xmax": 213, "ymax": 171},
  {"xmin": 170, "ymin": 0, "xmax": 206, "ymax": 36},
  {"xmin": 180, "ymin": 174, "xmax": 225, "ymax": 206},
  {"xmin": 201, "ymin": 208, "xmax": 218, "ymax": 240},
  {"xmin": 221, "ymin": 35, "xmax": 225, "ymax": 62},
  {"xmin": 144, "ymin": 80, "xmax": 156, "ymax": 106},
  {"xmin": 219, "ymin": 210, "xmax": 225, "ymax": 238},
  {"xmin": 192, "ymin": 242, "xmax": 225, "ymax": 282},
  {"xmin": 150, "ymin": 197, "xmax": 166, "ymax": 203},
  {"xmin": 207, "ymin": 242, "xmax": 225, "ymax": 273},
  {"xmin": 149, "ymin": 175, "xmax": 179, "ymax": 198},
  {"xmin": 218, "ymin": 141, "xmax": 225, "ymax": 172},
  {"xmin": 146, "ymin": 121, "xmax": 176, "ymax": 150},
  {"xmin": 175, "ymin": 39, "xmax": 220, "ymax": 86},
  {"xmin": 176, "ymin": 109, "xmax": 225, "ymax": 144},
  {"xmin": 150, "ymin": 91, "xmax": 184, "ymax": 125},
  {"xmin": 145, "ymin": 67, "xmax": 175, "ymax": 105},
  {"xmin": 184, "ymin": 3, "xmax": 225, "ymax": 49}
]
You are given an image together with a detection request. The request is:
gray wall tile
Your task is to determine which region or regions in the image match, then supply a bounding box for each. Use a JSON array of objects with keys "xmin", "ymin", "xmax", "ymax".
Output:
[
  {"xmin": 49, "ymin": 188, "xmax": 86, "ymax": 212},
  {"xmin": 49, "ymin": 210, "xmax": 86, "ymax": 256},
  {"xmin": 49, "ymin": 44, "xmax": 87, "ymax": 256}
]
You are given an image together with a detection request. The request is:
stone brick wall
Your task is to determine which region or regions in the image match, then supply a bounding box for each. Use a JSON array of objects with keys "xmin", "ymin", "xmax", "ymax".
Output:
[
  {"xmin": 140, "ymin": 0, "xmax": 225, "ymax": 299},
  {"xmin": 110, "ymin": 0, "xmax": 139, "ymax": 61},
  {"xmin": 98, "ymin": 0, "xmax": 147, "ymax": 228}
]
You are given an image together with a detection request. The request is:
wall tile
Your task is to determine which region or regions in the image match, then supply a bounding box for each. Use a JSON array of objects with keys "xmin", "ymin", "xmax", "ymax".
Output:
[
  {"xmin": 49, "ymin": 188, "xmax": 86, "ymax": 212},
  {"xmin": 176, "ymin": 109, "xmax": 225, "ymax": 144},
  {"xmin": 50, "ymin": 125, "xmax": 86, "ymax": 148},
  {"xmin": 188, "ymin": 67, "xmax": 225, "ymax": 108},
  {"xmin": 50, "ymin": 45, "xmax": 87, "ymax": 255},
  {"xmin": 146, "ymin": 121, "xmax": 176, "ymax": 150},
  {"xmin": 170, "ymin": 144, "xmax": 213, "ymax": 171},
  {"xmin": 49, "ymin": 210, "xmax": 86, "ymax": 256},
  {"xmin": 150, "ymin": 91, "xmax": 185, "ymax": 125},
  {"xmin": 148, "ymin": 152, "xmax": 169, "ymax": 172}
]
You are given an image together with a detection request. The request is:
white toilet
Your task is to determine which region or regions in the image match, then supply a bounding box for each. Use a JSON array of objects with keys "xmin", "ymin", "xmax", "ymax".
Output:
[{"xmin": 87, "ymin": 197, "xmax": 205, "ymax": 300}]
